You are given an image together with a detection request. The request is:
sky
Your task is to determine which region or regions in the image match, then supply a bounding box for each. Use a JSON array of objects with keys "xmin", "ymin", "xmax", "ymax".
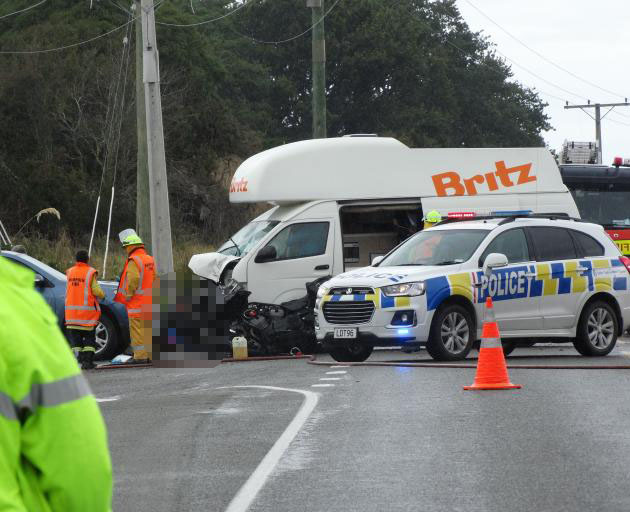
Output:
[{"xmin": 455, "ymin": 0, "xmax": 630, "ymax": 163}]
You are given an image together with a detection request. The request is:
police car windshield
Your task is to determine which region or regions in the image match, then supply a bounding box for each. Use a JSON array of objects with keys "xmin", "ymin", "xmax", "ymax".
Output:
[
  {"xmin": 218, "ymin": 221, "xmax": 280, "ymax": 256},
  {"xmin": 379, "ymin": 229, "xmax": 489, "ymax": 267}
]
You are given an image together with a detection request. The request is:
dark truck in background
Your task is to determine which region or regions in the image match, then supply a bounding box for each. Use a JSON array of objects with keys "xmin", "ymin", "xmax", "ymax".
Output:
[{"xmin": 560, "ymin": 160, "xmax": 630, "ymax": 256}]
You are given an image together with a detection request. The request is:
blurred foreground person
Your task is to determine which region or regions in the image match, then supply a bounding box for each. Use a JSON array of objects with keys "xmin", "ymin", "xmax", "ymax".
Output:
[
  {"xmin": 0, "ymin": 256, "xmax": 113, "ymax": 511},
  {"xmin": 65, "ymin": 250, "xmax": 105, "ymax": 370},
  {"xmin": 114, "ymin": 229, "xmax": 156, "ymax": 364}
]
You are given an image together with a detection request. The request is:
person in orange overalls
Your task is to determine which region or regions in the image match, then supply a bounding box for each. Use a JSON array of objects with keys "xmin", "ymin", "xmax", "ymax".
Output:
[
  {"xmin": 65, "ymin": 250, "xmax": 105, "ymax": 370},
  {"xmin": 114, "ymin": 229, "xmax": 156, "ymax": 364}
]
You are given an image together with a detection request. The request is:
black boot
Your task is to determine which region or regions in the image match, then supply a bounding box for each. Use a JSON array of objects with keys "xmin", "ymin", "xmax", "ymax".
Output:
[
  {"xmin": 81, "ymin": 350, "xmax": 96, "ymax": 370},
  {"xmin": 77, "ymin": 351, "xmax": 85, "ymax": 366}
]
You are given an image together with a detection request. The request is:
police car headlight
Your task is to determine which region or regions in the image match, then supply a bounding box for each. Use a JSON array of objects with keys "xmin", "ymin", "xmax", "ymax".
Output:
[
  {"xmin": 317, "ymin": 286, "xmax": 330, "ymax": 299},
  {"xmin": 381, "ymin": 282, "xmax": 425, "ymax": 297}
]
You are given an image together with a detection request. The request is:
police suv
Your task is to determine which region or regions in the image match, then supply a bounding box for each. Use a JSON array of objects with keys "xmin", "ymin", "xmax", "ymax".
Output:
[{"xmin": 316, "ymin": 215, "xmax": 630, "ymax": 362}]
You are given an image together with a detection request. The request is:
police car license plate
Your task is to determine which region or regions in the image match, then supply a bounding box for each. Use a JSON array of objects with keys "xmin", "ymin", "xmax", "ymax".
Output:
[{"xmin": 334, "ymin": 328, "xmax": 357, "ymax": 339}]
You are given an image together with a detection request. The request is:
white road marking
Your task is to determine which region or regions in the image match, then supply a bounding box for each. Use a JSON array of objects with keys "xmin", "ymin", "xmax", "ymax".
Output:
[
  {"xmin": 311, "ymin": 384, "xmax": 335, "ymax": 388},
  {"xmin": 330, "ymin": 365, "xmax": 350, "ymax": 368},
  {"xmin": 326, "ymin": 371, "xmax": 347, "ymax": 375},
  {"xmin": 95, "ymin": 396, "xmax": 120, "ymax": 403},
  {"xmin": 319, "ymin": 377, "xmax": 341, "ymax": 381},
  {"xmin": 220, "ymin": 385, "xmax": 319, "ymax": 512}
]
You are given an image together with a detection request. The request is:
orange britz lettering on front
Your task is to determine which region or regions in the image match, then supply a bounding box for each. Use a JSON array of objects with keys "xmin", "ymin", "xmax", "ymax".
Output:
[
  {"xmin": 432, "ymin": 161, "xmax": 535, "ymax": 197},
  {"xmin": 230, "ymin": 177, "xmax": 248, "ymax": 193}
]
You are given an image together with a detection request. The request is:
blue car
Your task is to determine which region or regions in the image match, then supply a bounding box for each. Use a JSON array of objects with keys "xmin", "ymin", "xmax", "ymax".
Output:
[{"xmin": 1, "ymin": 250, "xmax": 130, "ymax": 359}]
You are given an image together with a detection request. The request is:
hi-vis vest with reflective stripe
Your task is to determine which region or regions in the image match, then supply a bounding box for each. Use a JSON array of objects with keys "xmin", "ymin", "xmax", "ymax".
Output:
[
  {"xmin": 0, "ymin": 256, "xmax": 113, "ymax": 511},
  {"xmin": 65, "ymin": 263, "xmax": 101, "ymax": 327},
  {"xmin": 116, "ymin": 247, "xmax": 155, "ymax": 317}
]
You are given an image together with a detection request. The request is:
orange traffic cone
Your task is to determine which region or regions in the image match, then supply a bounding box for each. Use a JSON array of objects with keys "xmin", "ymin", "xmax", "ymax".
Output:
[{"xmin": 464, "ymin": 297, "xmax": 521, "ymax": 390}]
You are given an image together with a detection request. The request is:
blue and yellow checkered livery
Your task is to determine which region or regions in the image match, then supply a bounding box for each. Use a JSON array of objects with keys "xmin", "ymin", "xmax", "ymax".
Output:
[{"xmin": 424, "ymin": 258, "xmax": 627, "ymax": 311}]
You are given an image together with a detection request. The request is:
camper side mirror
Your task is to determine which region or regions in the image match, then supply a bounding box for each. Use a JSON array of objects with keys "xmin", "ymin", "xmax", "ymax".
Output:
[
  {"xmin": 371, "ymin": 255, "xmax": 384, "ymax": 266},
  {"xmin": 255, "ymin": 245, "xmax": 277, "ymax": 263},
  {"xmin": 483, "ymin": 253, "xmax": 508, "ymax": 277}
]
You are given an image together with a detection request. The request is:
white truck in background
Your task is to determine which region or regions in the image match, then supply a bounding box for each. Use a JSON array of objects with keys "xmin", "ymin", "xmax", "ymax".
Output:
[{"xmin": 189, "ymin": 136, "xmax": 580, "ymax": 303}]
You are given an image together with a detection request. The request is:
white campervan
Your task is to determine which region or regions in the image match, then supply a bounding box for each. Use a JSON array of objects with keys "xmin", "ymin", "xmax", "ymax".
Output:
[{"xmin": 189, "ymin": 136, "xmax": 579, "ymax": 303}]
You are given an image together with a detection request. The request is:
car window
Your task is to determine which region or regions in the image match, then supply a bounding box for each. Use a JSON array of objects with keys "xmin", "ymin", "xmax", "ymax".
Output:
[
  {"xmin": 481, "ymin": 228, "xmax": 530, "ymax": 264},
  {"xmin": 529, "ymin": 227, "xmax": 578, "ymax": 261},
  {"xmin": 265, "ymin": 222, "xmax": 329, "ymax": 260},
  {"xmin": 571, "ymin": 230, "xmax": 605, "ymax": 257},
  {"xmin": 379, "ymin": 229, "xmax": 489, "ymax": 266}
]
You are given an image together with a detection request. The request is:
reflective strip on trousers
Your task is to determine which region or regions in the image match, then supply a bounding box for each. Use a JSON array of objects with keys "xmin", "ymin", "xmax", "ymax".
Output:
[
  {"xmin": 66, "ymin": 305, "xmax": 98, "ymax": 311},
  {"xmin": 0, "ymin": 374, "xmax": 92, "ymax": 422},
  {"xmin": 132, "ymin": 345, "xmax": 145, "ymax": 350},
  {"xmin": 65, "ymin": 318, "xmax": 99, "ymax": 326},
  {"xmin": 127, "ymin": 309, "xmax": 141, "ymax": 314},
  {"xmin": 81, "ymin": 346, "xmax": 96, "ymax": 352},
  {"xmin": 480, "ymin": 337, "xmax": 502, "ymax": 349}
]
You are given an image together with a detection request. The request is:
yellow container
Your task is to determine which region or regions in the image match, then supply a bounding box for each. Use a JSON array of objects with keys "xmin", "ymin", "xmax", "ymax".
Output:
[{"xmin": 232, "ymin": 337, "xmax": 248, "ymax": 360}]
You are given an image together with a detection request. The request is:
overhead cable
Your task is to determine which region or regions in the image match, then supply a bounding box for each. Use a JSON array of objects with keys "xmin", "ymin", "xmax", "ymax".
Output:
[
  {"xmin": 0, "ymin": 0, "xmax": 47, "ymax": 21},
  {"xmin": 157, "ymin": 0, "xmax": 257, "ymax": 27},
  {"xmin": 235, "ymin": 0, "xmax": 342, "ymax": 45},
  {"xmin": 462, "ymin": 0, "xmax": 629, "ymax": 102},
  {"xmin": 0, "ymin": 0, "xmax": 165, "ymax": 54}
]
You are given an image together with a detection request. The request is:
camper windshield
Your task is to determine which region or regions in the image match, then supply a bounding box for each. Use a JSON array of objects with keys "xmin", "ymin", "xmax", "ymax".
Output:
[
  {"xmin": 379, "ymin": 229, "xmax": 489, "ymax": 267},
  {"xmin": 218, "ymin": 221, "xmax": 280, "ymax": 256}
]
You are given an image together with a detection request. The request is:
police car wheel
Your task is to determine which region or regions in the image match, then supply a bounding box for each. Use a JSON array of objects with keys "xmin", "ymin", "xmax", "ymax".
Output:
[
  {"xmin": 329, "ymin": 344, "xmax": 373, "ymax": 362},
  {"xmin": 426, "ymin": 304, "xmax": 473, "ymax": 361},
  {"xmin": 501, "ymin": 339, "xmax": 517, "ymax": 356},
  {"xmin": 574, "ymin": 301, "xmax": 618, "ymax": 357}
]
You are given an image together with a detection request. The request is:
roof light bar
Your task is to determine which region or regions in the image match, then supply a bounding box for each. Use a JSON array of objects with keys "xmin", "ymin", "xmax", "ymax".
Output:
[{"xmin": 491, "ymin": 210, "xmax": 533, "ymax": 216}]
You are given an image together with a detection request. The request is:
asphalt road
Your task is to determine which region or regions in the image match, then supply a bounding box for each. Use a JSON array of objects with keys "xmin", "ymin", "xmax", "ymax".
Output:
[{"xmin": 89, "ymin": 340, "xmax": 630, "ymax": 512}]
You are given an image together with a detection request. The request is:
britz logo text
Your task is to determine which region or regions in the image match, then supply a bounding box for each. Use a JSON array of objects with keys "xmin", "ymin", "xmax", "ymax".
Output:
[
  {"xmin": 230, "ymin": 178, "xmax": 248, "ymax": 193},
  {"xmin": 432, "ymin": 161, "xmax": 536, "ymax": 197}
]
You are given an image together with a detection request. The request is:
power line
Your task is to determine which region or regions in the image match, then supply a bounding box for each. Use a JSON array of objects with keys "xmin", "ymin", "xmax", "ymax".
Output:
[
  {"xmin": 0, "ymin": 0, "xmax": 47, "ymax": 21},
  {"xmin": 234, "ymin": 0, "xmax": 342, "ymax": 45},
  {"xmin": 404, "ymin": 6, "xmax": 628, "ymax": 135},
  {"xmin": 461, "ymin": 0, "xmax": 629, "ymax": 102},
  {"xmin": 157, "ymin": 0, "xmax": 256, "ymax": 27},
  {"xmin": 0, "ymin": 19, "xmax": 132, "ymax": 54},
  {"xmin": 0, "ymin": 0, "xmax": 165, "ymax": 55}
]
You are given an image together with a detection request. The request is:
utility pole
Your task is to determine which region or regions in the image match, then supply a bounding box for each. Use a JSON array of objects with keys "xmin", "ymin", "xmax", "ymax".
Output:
[
  {"xmin": 564, "ymin": 100, "xmax": 630, "ymax": 164},
  {"xmin": 134, "ymin": 0, "xmax": 151, "ymax": 254},
  {"xmin": 308, "ymin": 0, "xmax": 326, "ymax": 138},
  {"xmin": 140, "ymin": 0, "xmax": 174, "ymax": 274}
]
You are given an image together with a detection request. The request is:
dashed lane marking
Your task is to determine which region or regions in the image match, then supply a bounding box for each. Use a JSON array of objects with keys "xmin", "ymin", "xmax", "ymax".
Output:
[
  {"xmin": 320, "ymin": 377, "xmax": 341, "ymax": 381},
  {"xmin": 311, "ymin": 384, "xmax": 335, "ymax": 388},
  {"xmin": 95, "ymin": 396, "xmax": 120, "ymax": 403},
  {"xmin": 326, "ymin": 371, "xmax": 347, "ymax": 375},
  {"xmin": 330, "ymin": 365, "xmax": 350, "ymax": 368},
  {"xmin": 220, "ymin": 385, "xmax": 319, "ymax": 512}
]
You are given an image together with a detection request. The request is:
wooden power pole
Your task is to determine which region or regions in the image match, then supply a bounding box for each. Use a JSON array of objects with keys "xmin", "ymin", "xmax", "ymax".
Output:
[
  {"xmin": 140, "ymin": 0, "xmax": 174, "ymax": 274},
  {"xmin": 308, "ymin": 0, "xmax": 326, "ymax": 138},
  {"xmin": 134, "ymin": 0, "xmax": 151, "ymax": 253}
]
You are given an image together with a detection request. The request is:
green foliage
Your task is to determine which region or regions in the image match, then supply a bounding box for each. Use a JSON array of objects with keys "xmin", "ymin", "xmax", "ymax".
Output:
[{"xmin": 0, "ymin": 0, "xmax": 550, "ymax": 247}]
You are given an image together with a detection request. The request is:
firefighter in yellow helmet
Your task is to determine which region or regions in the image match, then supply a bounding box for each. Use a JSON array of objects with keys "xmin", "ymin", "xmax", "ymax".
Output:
[
  {"xmin": 423, "ymin": 210, "xmax": 442, "ymax": 229},
  {"xmin": 114, "ymin": 229, "xmax": 156, "ymax": 364}
]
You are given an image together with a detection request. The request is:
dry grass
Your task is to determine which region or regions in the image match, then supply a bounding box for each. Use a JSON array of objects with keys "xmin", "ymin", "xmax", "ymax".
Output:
[{"xmin": 10, "ymin": 230, "xmax": 214, "ymax": 279}]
